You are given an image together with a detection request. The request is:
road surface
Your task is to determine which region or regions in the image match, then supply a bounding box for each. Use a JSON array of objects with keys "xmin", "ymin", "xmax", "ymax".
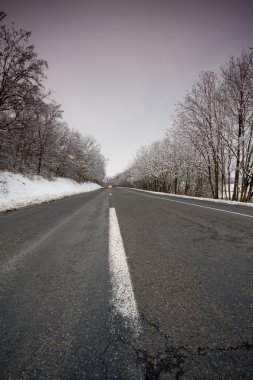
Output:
[{"xmin": 0, "ymin": 188, "xmax": 252, "ymax": 379}]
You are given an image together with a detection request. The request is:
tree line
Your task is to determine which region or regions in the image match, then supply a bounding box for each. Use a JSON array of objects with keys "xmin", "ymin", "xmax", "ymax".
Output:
[
  {"xmin": 118, "ymin": 51, "xmax": 253, "ymax": 202},
  {"xmin": 0, "ymin": 12, "xmax": 106, "ymax": 183}
]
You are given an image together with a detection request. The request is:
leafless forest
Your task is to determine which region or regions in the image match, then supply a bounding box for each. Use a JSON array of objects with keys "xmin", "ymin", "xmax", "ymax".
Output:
[
  {"xmin": 116, "ymin": 52, "xmax": 253, "ymax": 202},
  {"xmin": 0, "ymin": 12, "xmax": 106, "ymax": 184}
]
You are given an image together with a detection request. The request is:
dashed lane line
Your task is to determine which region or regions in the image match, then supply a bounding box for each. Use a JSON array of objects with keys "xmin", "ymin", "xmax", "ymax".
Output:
[{"xmin": 109, "ymin": 207, "xmax": 141, "ymax": 333}]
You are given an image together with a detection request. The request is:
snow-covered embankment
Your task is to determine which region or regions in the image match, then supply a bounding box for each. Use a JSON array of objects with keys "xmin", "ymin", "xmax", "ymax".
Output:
[{"xmin": 0, "ymin": 171, "xmax": 101, "ymax": 212}]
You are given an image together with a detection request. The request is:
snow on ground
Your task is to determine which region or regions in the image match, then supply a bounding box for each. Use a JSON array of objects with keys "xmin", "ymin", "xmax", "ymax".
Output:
[
  {"xmin": 0, "ymin": 171, "xmax": 101, "ymax": 212},
  {"xmin": 129, "ymin": 188, "xmax": 253, "ymax": 207}
]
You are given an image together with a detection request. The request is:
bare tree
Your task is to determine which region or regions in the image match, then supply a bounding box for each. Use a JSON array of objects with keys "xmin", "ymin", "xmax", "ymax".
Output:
[
  {"xmin": 221, "ymin": 51, "xmax": 253, "ymax": 201},
  {"xmin": 0, "ymin": 13, "xmax": 106, "ymax": 184},
  {"xmin": 0, "ymin": 14, "xmax": 47, "ymax": 133}
]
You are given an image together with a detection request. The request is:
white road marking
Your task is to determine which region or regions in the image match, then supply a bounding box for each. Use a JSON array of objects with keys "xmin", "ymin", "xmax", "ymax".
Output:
[
  {"xmin": 109, "ymin": 207, "xmax": 141, "ymax": 332},
  {"xmin": 123, "ymin": 189, "xmax": 253, "ymax": 218}
]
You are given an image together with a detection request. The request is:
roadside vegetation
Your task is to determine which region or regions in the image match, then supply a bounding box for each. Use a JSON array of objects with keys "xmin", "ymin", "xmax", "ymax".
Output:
[
  {"xmin": 0, "ymin": 12, "xmax": 106, "ymax": 184},
  {"xmin": 116, "ymin": 51, "xmax": 253, "ymax": 202}
]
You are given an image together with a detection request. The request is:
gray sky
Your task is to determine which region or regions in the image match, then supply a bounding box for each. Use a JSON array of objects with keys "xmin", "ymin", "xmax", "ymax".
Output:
[{"xmin": 2, "ymin": 0, "xmax": 253, "ymax": 176}]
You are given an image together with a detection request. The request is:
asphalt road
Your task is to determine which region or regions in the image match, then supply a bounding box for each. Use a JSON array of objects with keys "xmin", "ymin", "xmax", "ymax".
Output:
[{"xmin": 0, "ymin": 187, "xmax": 252, "ymax": 379}]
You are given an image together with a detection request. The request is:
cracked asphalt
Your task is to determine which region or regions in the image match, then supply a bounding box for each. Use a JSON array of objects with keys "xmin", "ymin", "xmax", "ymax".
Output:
[{"xmin": 0, "ymin": 187, "xmax": 252, "ymax": 379}]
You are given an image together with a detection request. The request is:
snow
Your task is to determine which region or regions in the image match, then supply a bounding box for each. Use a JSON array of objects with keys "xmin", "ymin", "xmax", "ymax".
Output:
[
  {"xmin": 0, "ymin": 171, "xmax": 101, "ymax": 212},
  {"xmin": 129, "ymin": 188, "xmax": 253, "ymax": 207}
]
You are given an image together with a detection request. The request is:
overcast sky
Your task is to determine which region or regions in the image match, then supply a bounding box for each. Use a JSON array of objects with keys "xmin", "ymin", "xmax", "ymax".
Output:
[{"xmin": 1, "ymin": 0, "xmax": 253, "ymax": 176}]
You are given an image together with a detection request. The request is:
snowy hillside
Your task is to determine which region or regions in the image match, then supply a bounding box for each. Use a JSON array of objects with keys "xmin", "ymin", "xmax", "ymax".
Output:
[{"xmin": 0, "ymin": 171, "xmax": 101, "ymax": 212}]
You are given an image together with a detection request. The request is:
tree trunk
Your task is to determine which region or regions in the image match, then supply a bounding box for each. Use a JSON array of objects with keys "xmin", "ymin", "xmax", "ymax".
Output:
[
  {"xmin": 37, "ymin": 144, "xmax": 44, "ymax": 175},
  {"xmin": 174, "ymin": 176, "xmax": 178, "ymax": 194},
  {"xmin": 232, "ymin": 105, "xmax": 243, "ymax": 201},
  {"xmin": 246, "ymin": 177, "xmax": 253, "ymax": 202},
  {"xmin": 214, "ymin": 160, "xmax": 219, "ymax": 199}
]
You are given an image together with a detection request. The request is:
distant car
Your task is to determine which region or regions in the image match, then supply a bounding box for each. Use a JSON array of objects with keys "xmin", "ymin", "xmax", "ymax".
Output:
[{"xmin": 107, "ymin": 185, "xmax": 112, "ymax": 189}]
